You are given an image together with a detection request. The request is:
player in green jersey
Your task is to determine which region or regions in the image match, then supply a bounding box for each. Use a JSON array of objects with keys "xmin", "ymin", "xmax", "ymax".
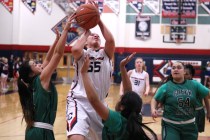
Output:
[
  {"xmin": 184, "ymin": 64, "xmax": 210, "ymax": 132},
  {"xmin": 151, "ymin": 62, "xmax": 210, "ymax": 140},
  {"xmin": 17, "ymin": 16, "xmax": 74, "ymax": 140}
]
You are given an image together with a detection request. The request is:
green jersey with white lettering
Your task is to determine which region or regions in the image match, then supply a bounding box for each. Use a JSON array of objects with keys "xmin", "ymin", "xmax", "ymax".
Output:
[{"xmin": 154, "ymin": 80, "xmax": 209, "ymax": 121}]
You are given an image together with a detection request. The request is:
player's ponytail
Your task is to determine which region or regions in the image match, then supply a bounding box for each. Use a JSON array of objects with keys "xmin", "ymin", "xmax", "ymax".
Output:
[
  {"xmin": 17, "ymin": 61, "xmax": 35, "ymax": 129},
  {"xmin": 120, "ymin": 92, "xmax": 157, "ymax": 140}
]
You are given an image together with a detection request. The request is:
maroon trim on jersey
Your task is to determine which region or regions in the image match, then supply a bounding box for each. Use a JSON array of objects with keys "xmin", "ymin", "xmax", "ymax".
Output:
[
  {"xmin": 66, "ymin": 94, "xmax": 77, "ymax": 132},
  {"xmin": 70, "ymin": 62, "xmax": 79, "ymax": 91},
  {"xmin": 130, "ymin": 76, "xmax": 145, "ymax": 80},
  {"xmin": 71, "ymin": 80, "xmax": 78, "ymax": 91},
  {"xmin": 70, "ymin": 99, "xmax": 77, "ymax": 131},
  {"xmin": 67, "ymin": 62, "xmax": 79, "ymax": 132},
  {"xmin": 96, "ymin": 57, "xmax": 104, "ymax": 60}
]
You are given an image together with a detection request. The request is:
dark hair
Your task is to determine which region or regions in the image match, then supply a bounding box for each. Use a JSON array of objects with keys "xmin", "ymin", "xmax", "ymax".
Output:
[
  {"xmin": 185, "ymin": 64, "xmax": 195, "ymax": 77},
  {"xmin": 116, "ymin": 91, "xmax": 157, "ymax": 140},
  {"xmin": 17, "ymin": 61, "xmax": 35, "ymax": 128}
]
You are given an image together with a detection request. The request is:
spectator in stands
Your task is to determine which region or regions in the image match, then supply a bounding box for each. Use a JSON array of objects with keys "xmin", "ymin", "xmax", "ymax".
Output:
[
  {"xmin": 12, "ymin": 57, "xmax": 21, "ymax": 91},
  {"xmin": 8, "ymin": 54, "xmax": 14, "ymax": 82},
  {"xmin": 1, "ymin": 57, "xmax": 9, "ymax": 93}
]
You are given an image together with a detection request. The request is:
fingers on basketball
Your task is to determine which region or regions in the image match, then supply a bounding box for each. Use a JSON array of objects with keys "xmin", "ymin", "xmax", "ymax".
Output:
[{"xmin": 75, "ymin": 4, "xmax": 100, "ymax": 30}]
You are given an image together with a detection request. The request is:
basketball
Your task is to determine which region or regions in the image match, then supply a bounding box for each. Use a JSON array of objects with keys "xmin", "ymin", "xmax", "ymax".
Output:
[{"xmin": 75, "ymin": 3, "xmax": 100, "ymax": 30}]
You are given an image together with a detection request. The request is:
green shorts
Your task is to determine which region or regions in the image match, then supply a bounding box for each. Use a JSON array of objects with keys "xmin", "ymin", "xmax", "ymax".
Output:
[
  {"xmin": 162, "ymin": 120, "xmax": 198, "ymax": 140},
  {"xmin": 195, "ymin": 108, "xmax": 205, "ymax": 133}
]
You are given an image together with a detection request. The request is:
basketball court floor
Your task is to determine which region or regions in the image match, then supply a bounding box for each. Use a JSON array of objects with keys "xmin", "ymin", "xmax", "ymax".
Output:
[{"xmin": 0, "ymin": 83, "xmax": 209, "ymax": 140}]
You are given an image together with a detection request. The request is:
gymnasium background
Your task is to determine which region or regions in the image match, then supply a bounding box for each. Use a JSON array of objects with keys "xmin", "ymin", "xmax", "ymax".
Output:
[{"xmin": 0, "ymin": 0, "xmax": 210, "ymax": 84}]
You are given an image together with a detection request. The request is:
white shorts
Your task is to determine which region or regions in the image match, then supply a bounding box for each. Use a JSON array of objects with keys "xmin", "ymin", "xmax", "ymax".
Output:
[
  {"xmin": 66, "ymin": 95, "xmax": 103, "ymax": 140},
  {"xmin": 1, "ymin": 73, "xmax": 8, "ymax": 78}
]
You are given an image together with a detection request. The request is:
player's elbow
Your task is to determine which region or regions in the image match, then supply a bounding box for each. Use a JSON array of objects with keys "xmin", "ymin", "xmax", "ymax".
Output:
[{"xmin": 71, "ymin": 46, "xmax": 80, "ymax": 53}]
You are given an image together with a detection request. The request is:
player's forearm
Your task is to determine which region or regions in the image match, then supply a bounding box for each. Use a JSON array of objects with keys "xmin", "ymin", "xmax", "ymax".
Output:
[
  {"xmin": 98, "ymin": 20, "xmax": 115, "ymax": 59},
  {"xmin": 151, "ymin": 98, "xmax": 159, "ymax": 118},
  {"xmin": 120, "ymin": 64, "xmax": 132, "ymax": 93},
  {"xmin": 98, "ymin": 20, "xmax": 114, "ymax": 43},
  {"xmin": 119, "ymin": 82, "xmax": 124, "ymax": 96},
  {"xmin": 40, "ymin": 26, "xmax": 69, "ymax": 86},
  {"xmin": 81, "ymin": 73, "xmax": 99, "ymax": 102},
  {"xmin": 144, "ymin": 86, "xmax": 150, "ymax": 95},
  {"xmin": 42, "ymin": 36, "xmax": 59, "ymax": 67},
  {"xmin": 71, "ymin": 31, "xmax": 90, "ymax": 59},
  {"xmin": 151, "ymin": 98, "xmax": 158, "ymax": 111},
  {"xmin": 54, "ymin": 29, "xmax": 68, "ymax": 55},
  {"xmin": 81, "ymin": 72, "xmax": 109, "ymax": 120}
]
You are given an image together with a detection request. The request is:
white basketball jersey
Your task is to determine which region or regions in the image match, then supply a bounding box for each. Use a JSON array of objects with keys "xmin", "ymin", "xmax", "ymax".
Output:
[
  {"xmin": 130, "ymin": 69, "xmax": 147, "ymax": 97},
  {"xmin": 69, "ymin": 48, "xmax": 112, "ymax": 101}
]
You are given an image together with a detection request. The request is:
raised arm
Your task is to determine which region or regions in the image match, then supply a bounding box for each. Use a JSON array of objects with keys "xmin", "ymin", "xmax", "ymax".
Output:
[
  {"xmin": 119, "ymin": 82, "xmax": 124, "ymax": 96},
  {"xmin": 40, "ymin": 16, "xmax": 74, "ymax": 90},
  {"xmin": 71, "ymin": 30, "xmax": 91, "ymax": 61},
  {"xmin": 86, "ymin": 1, "xmax": 115, "ymax": 59},
  {"xmin": 81, "ymin": 55, "xmax": 109, "ymax": 120},
  {"xmin": 42, "ymin": 28, "xmax": 60, "ymax": 68},
  {"xmin": 119, "ymin": 70, "xmax": 132, "ymax": 96},
  {"xmin": 98, "ymin": 19, "xmax": 115, "ymax": 59},
  {"xmin": 120, "ymin": 53, "xmax": 136, "ymax": 94}
]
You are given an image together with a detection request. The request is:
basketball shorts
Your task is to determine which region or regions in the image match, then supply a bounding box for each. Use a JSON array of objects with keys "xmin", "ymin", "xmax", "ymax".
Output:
[
  {"xmin": 195, "ymin": 108, "xmax": 205, "ymax": 133},
  {"xmin": 162, "ymin": 120, "xmax": 198, "ymax": 140},
  {"xmin": 66, "ymin": 95, "xmax": 103, "ymax": 140}
]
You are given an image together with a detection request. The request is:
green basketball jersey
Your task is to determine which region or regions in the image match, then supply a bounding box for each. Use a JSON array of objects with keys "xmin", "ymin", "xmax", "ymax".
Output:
[
  {"xmin": 26, "ymin": 76, "xmax": 58, "ymax": 140},
  {"xmin": 102, "ymin": 109, "xmax": 129, "ymax": 140},
  {"xmin": 154, "ymin": 80, "xmax": 209, "ymax": 122}
]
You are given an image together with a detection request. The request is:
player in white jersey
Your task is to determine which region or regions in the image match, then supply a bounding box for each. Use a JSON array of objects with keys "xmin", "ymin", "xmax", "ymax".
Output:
[
  {"xmin": 120, "ymin": 57, "xmax": 150, "ymax": 97},
  {"xmin": 119, "ymin": 57, "xmax": 150, "ymax": 114},
  {"xmin": 66, "ymin": 14, "xmax": 115, "ymax": 140},
  {"xmin": 129, "ymin": 69, "xmax": 149, "ymax": 97}
]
